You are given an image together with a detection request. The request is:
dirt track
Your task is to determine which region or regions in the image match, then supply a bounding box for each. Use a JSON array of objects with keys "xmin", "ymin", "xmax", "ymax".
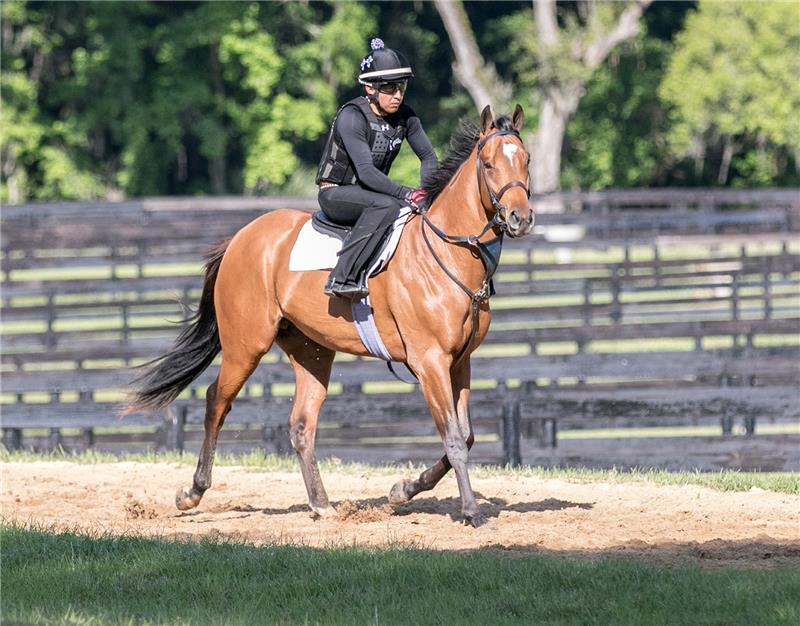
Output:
[{"xmin": 2, "ymin": 462, "xmax": 799, "ymax": 568}]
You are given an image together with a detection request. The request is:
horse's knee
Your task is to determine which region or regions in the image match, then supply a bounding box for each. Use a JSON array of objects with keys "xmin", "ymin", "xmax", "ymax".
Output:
[
  {"xmin": 290, "ymin": 418, "xmax": 315, "ymax": 453},
  {"xmin": 444, "ymin": 433, "xmax": 469, "ymax": 465}
]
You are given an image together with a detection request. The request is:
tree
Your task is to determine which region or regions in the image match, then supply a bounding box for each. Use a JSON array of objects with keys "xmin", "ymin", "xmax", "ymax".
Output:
[
  {"xmin": 0, "ymin": 1, "xmax": 374, "ymax": 201},
  {"xmin": 431, "ymin": 0, "xmax": 510, "ymax": 114},
  {"xmin": 562, "ymin": 33, "xmax": 673, "ymax": 190},
  {"xmin": 659, "ymin": 0, "xmax": 800, "ymax": 186},
  {"xmin": 434, "ymin": 0, "xmax": 651, "ymax": 194},
  {"xmin": 1, "ymin": 1, "xmax": 110, "ymax": 202}
]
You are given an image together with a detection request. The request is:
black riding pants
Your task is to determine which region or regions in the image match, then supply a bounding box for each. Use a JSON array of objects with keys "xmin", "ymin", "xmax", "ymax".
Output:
[{"xmin": 318, "ymin": 185, "xmax": 403, "ymax": 286}]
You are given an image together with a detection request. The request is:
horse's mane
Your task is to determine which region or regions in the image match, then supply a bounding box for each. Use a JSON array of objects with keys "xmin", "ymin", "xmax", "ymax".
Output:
[{"xmin": 422, "ymin": 114, "xmax": 516, "ymax": 203}]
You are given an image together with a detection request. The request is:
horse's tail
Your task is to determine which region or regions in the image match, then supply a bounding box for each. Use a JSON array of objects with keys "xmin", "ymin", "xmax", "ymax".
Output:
[{"xmin": 122, "ymin": 237, "xmax": 231, "ymax": 415}]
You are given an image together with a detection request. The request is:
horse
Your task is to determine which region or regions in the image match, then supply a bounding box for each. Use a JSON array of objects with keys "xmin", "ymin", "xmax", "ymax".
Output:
[{"xmin": 125, "ymin": 104, "xmax": 534, "ymax": 528}]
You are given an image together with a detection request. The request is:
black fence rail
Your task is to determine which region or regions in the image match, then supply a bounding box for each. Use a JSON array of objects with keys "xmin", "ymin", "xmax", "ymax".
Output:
[{"xmin": 2, "ymin": 189, "xmax": 799, "ymax": 470}]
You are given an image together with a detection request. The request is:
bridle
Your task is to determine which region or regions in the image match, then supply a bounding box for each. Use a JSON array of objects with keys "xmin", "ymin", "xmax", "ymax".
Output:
[
  {"xmin": 475, "ymin": 129, "xmax": 531, "ymax": 222},
  {"xmin": 416, "ymin": 128, "xmax": 530, "ymax": 362},
  {"xmin": 418, "ymin": 128, "xmax": 530, "ymax": 302}
]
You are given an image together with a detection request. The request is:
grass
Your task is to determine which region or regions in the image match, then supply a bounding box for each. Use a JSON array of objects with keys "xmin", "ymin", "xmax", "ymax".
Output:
[
  {"xmin": 2, "ymin": 448, "xmax": 798, "ymax": 494},
  {"xmin": 2, "ymin": 523, "xmax": 799, "ymax": 626}
]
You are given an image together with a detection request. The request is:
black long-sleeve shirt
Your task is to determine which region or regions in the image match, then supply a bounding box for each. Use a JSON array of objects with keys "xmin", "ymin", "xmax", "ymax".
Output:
[{"xmin": 336, "ymin": 104, "xmax": 438, "ymax": 198}]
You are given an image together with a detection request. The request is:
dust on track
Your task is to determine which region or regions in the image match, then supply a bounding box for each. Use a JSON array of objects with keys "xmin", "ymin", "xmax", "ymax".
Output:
[{"xmin": 2, "ymin": 461, "xmax": 798, "ymax": 569}]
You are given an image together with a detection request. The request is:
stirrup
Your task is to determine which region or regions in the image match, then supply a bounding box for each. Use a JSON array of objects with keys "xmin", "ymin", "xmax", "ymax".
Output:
[{"xmin": 324, "ymin": 277, "xmax": 369, "ymax": 301}]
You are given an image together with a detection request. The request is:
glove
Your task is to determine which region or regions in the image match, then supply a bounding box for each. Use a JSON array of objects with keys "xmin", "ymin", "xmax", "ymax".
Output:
[{"xmin": 404, "ymin": 187, "xmax": 428, "ymax": 211}]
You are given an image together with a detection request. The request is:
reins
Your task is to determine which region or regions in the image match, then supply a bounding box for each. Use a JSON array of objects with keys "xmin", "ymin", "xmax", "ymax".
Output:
[{"xmin": 417, "ymin": 128, "xmax": 529, "ymax": 364}]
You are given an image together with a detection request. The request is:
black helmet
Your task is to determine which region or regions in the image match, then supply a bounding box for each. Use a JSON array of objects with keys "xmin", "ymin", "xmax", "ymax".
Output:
[{"xmin": 358, "ymin": 38, "xmax": 414, "ymax": 85}]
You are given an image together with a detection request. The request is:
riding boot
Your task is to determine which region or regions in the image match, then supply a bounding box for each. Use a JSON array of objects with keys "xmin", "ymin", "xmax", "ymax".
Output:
[{"xmin": 324, "ymin": 204, "xmax": 399, "ymax": 299}]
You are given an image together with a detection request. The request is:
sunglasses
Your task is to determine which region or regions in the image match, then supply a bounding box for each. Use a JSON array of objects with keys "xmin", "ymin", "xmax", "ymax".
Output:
[{"xmin": 376, "ymin": 81, "xmax": 407, "ymax": 95}]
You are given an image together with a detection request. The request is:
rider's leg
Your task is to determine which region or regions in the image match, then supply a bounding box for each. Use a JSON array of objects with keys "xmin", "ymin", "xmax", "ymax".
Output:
[{"xmin": 319, "ymin": 185, "xmax": 402, "ymax": 298}]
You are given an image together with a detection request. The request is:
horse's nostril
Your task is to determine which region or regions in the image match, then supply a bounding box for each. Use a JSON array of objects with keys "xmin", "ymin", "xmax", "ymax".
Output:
[{"xmin": 508, "ymin": 210, "xmax": 521, "ymax": 228}]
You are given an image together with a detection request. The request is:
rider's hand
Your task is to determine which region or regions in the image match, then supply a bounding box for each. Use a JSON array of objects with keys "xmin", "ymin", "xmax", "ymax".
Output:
[{"xmin": 404, "ymin": 187, "xmax": 428, "ymax": 211}]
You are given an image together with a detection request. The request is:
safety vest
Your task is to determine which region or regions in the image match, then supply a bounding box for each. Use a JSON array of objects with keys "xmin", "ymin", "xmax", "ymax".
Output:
[{"xmin": 315, "ymin": 96, "xmax": 409, "ymax": 185}]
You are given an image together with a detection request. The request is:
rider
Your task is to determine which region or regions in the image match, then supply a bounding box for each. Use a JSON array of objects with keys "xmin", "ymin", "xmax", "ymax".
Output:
[{"xmin": 316, "ymin": 38, "xmax": 438, "ymax": 300}]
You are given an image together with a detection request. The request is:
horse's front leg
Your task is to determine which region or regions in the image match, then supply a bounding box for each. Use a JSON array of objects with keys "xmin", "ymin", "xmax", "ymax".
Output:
[
  {"xmin": 414, "ymin": 354, "xmax": 486, "ymax": 528},
  {"xmin": 389, "ymin": 358, "xmax": 473, "ymax": 504}
]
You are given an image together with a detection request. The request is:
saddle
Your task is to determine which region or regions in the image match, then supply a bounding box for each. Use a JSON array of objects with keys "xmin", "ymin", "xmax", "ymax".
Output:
[{"xmin": 311, "ymin": 211, "xmax": 350, "ymax": 241}]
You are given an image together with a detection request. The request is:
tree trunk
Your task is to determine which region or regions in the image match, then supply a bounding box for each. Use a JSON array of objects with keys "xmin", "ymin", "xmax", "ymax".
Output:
[
  {"xmin": 436, "ymin": 0, "xmax": 651, "ymax": 195},
  {"xmin": 209, "ymin": 155, "xmax": 226, "ymax": 194},
  {"xmin": 531, "ymin": 87, "xmax": 581, "ymax": 196},
  {"xmin": 718, "ymin": 135, "xmax": 734, "ymax": 185},
  {"xmin": 432, "ymin": 0, "xmax": 510, "ymax": 113}
]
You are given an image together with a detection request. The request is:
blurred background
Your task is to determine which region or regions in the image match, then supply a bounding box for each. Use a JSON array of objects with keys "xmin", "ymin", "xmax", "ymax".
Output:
[
  {"xmin": 2, "ymin": 0, "xmax": 798, "ymax": 203},
  {"xmin": 1, "ymin": 1, "xmax": 798, "ymax": 469}
]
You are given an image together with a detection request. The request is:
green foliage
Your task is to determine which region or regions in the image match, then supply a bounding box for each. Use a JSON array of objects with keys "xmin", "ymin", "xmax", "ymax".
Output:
[
  {"xmin": 1, "ymin": 1, "xmax": 797, "ymax": 200},
  {"xmin": 0, "ymin": 70, "xmax": 46, "ymax": 202},
  {"xmin": 387, "ymin": 142, "xmax": 429, "ymax": 189},
  {"xmin": 660, "ymin": 0, "xmax": 800, "ymax": 186},
  {"xmin": 1, "ymin": 1, "xmax": 375, "ymax": 199},
  {"xmin": 564, "ymin": 34, "xmax": 673, "ymax": 189},
  {"xmin": 0, "ymin": 2, "xmax": 107, "ymax": 202}
]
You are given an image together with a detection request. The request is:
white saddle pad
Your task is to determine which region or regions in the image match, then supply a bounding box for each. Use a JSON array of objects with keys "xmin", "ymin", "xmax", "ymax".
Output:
[{"xmin": 289, "ymin": 206, "xmax": 412, "ymax": 274}]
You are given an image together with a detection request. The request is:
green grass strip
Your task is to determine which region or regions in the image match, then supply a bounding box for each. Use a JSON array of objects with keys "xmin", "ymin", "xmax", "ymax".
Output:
[
  {"xmin": 1, "ymin": 449, "xmax": 798, "ymax": 494},
  {"xmin": 2, "ymin": 523, "xmax": 799, "ymax": 626}
]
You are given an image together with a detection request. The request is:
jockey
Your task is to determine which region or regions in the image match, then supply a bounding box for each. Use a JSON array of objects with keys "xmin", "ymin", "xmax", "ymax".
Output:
[{"xmin": 315, "ymin": 38, "xmax": 438, "ymax": 300}]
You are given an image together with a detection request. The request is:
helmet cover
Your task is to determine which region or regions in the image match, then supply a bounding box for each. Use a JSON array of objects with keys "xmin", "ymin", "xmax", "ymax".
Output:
[{"xmin": 358, "ymin": 38, "xmax": 414, "ymax": 84}]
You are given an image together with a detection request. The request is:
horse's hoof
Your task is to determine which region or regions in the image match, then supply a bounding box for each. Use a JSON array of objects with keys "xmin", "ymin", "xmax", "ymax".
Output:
[
  {"xmin": 175, "ymin": 486, "xmax": 202, "ymax": 511},
  {"xmin": 311, "ymin": 504, "xmax": 337, "ymax": 519},
  {"xmin": 466, "ymin": 512, "xmax": 493, "ymax": 529},
  {"xmin": 388, "ymin": 479, "xmax": 412, "ymax": 504}
]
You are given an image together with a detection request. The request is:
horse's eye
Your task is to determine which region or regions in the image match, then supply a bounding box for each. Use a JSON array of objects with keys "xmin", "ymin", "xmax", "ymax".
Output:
[{"xmin": 484, "ymin": 162, "xmax": 494, "ymax": 170}]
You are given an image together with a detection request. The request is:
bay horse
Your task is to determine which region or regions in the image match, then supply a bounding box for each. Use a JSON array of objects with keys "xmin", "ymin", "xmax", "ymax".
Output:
[{"xmin": 125, "ymin": 104, "xmax": 534, "ymax": 527}]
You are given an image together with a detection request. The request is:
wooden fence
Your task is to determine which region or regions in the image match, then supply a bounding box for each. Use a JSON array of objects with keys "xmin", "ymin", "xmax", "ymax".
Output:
[{"xmin": 2, "ymin": 189, "xmax": 799, "ymax": 470}]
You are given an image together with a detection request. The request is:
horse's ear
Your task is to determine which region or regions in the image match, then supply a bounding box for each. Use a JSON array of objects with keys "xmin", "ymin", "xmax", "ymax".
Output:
[
  {"xmin": 512, "ymin": 104, "xmax": 524, "ymax": 132},
  {"xmin": 480, "ymin": 105, "xmax": 494, "ymax": 133}
]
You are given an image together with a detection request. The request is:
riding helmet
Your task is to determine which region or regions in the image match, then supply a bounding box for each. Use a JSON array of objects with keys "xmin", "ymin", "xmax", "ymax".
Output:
[{"xmin": 358, "ymin": 38, "xmax": 414, "ymax": 85}]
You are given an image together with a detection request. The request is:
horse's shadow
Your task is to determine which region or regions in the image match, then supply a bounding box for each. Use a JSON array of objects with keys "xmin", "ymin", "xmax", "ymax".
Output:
[
  {"xmin": 252, "ymin": 494, "xmax": 593, "ymax": 522},
  {"xmin": 389, "ymin": 494, "xmax": 593, "ymax": 521}
]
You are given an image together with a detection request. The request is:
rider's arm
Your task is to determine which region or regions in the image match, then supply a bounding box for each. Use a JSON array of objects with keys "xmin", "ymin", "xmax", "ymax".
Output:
[
  {"xmin": 337, "ymin": 107, "xmax": 410, "ymax": 199},
  {"xmin": 405, "ymin": 110, "xmax": 438, "ymax": 187}
]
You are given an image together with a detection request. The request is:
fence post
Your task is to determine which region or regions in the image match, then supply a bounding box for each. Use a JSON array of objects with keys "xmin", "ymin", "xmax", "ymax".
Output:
[
  {"xmin": 544, "ymin": 418, "xmax": 558, "ymax": 448},
  {"xmin": 720, "ymin": 377, "xmax": 734, "ymax": 435},
  {"xmin": 2, "ymin": 428, "xmax": 22, "ymax": 451},
  {"xmin": 81, "ymin": 428, "xmax": 95, "ymax": 449},
  {"xmin": 161, "ymin": 406, "xmax": 186, "ymax": 451},
  {"xmin": 762, "ymin": 256, "xmax": 772, "ymax": 319},
  {"xmin": 502, "ymin": 401, "xmax": 521, "ymax": 467},
  {"xmin": 48, "ymin": 428, "xmax": 62, "ymax": 450}
]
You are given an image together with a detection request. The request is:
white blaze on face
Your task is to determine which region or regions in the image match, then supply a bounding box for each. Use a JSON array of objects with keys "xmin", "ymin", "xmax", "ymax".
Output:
[{"xmin": 502, "ymin": 142, "xmax": 519, "ymax": 167}]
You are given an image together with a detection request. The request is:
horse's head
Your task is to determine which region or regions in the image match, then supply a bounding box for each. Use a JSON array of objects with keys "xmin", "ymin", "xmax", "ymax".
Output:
[{"xmin": 477, "ymin": 104, "xmax": 533, "ymax": 238}]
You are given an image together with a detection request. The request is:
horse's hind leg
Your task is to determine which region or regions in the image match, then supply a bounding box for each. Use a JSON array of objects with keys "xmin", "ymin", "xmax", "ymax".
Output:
[
  {"xmin": 176, "ymin": 271, "xmax": 278, "ymax": 511},
  {"xmin": 276, "ymin": 329, "xmax": 336, "ymax": 517},
  {"xmin": 175, "ymin": 345, "xmax": 267, "ymax": 510},
  {"xmin": 389, "ymin": 359, "xmax": 474, "ymax": 504}
]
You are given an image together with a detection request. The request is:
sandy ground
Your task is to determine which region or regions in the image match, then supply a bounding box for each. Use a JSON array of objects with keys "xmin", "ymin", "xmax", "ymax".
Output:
[{"xmin": 2, "ymin": 462, "xmax": 799, "ymax": 569}]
